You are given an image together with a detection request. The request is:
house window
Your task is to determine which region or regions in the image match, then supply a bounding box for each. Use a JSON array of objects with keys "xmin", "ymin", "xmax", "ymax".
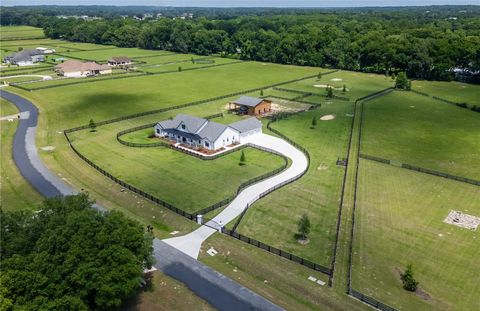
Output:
[
  {"xmin": 156, "ymin": 128, "xmax": 160, "ymax": 134},
  {"xmin": 205, "ymin": 141, "xmax": 210, "ymax": 147},
  {"xmin": 181, "ymin": 124, "xmax": 186, "ymax": 130}
]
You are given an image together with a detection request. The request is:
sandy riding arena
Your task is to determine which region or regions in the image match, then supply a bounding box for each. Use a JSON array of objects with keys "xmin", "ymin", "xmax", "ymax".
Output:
[{"xmin": 320, "ymin": 114, "xmax": 336, "ymax": 121}]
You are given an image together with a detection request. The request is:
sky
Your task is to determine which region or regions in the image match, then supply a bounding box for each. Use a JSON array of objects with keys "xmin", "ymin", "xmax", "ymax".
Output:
[{"xmin": 1, "ymin": 0, "xmax": 478, "ymax": 7}]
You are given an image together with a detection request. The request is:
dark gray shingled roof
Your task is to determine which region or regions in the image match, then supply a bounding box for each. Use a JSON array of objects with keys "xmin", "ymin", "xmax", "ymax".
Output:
[
  {"xmin": 229, "ymin": 117, "xmax": 262, "ymax": 133},
  {"xmin": 110, "ymin": 56, "xmax": 131, "ymax": 63},
  {"xmin": 174, "ymin": 114, "xmax": 208, "ymax": 133},
  {"xmin": 233, "ymin": 96, "xmax": 264, "ymax": 107},
  {"xmin": 197, "ymin": 121, "xmax": 229, "ymax": 142},
  {"xmin": 6, "ymin": 49, "xmax": 43, "ymax": 62}
]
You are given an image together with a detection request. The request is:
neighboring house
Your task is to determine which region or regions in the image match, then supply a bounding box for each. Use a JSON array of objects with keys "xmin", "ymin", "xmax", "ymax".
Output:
[
  {"xmin": 3, "ymin": 49, "xmax": 45, "ymax": 66},
  {"xmin": 54, "ymin": 60, "xmax": 112, "ymax": 77},
  {"xmin": 229, "ymin": 96, "xmax": 272, "ymax": 116},
  {"xmin": 36, "ymin": 47, "xmax": 56, "ymax": 54},
  {"xmin": 108, "ymin": 56, "xmax": 132, "ymax": 67},
  {"xmin": 154, "ymin": 114, "xmax": 262, "ymax": 151}
]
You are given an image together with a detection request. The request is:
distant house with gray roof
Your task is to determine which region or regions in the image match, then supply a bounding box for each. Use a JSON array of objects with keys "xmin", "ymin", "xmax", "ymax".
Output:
[
  {"xmin": 3, "ymin": 49, "xmax": 45, "ymax": 66},
  {"xmin": 154, "ymin": 114, "xmax": 262, "ymax": 151}
]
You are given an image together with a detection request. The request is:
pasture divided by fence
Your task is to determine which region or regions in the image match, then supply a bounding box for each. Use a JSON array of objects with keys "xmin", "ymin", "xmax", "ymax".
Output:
[{"xmin": 359, "ymin": 154, "xmax": 480, "ymax": 186}]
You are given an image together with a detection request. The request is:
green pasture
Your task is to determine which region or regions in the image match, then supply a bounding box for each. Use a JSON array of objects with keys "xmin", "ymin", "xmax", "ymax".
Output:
[
  {"xmin": 353, "ymin": 159, "xmax": 480, "ymax": 310},
  {"xmin": 1, "ymin": 98, "xmax": 18, "ymax": 116},
  {"xmin": 412, "ymin": 80, "xmax": 480, "ymax": 106},
  {"xmin": 17, "ymin": 61, "xmax": 321, "ymax": 130},
  {"xmin": 0, "ymin": 26, "xmax": 45, "ymax": 40},
  {"xmin": 361, "ymin": 91, "xmax": 480, "ymax": 180},
  {"xmin": 234, "ymin": 102, "xmax": 353, "ymax": 266},
  {"xmin": 67, "ymin": 115, "xmax": 285, "ymax": 213},
  {"xmin": 284, "ymin": 70, "xmax": 394, "ymax": 102},
  {"xmin": 59, "ymin": 47, "xmax": 171, "ymax": 61},
  {"xmin": 137, "ymin": 57, "xmax": 240, "ymax": 74},
  {"xmin": 135, "ymin": 54, "xmax": 207, "ymax": 66}
]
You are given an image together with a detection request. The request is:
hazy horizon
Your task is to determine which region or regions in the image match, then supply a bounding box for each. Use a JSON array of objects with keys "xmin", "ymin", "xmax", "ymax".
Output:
[{"xmin": 1, "ymin": 0, "xmax": 478, "ymax": 8}]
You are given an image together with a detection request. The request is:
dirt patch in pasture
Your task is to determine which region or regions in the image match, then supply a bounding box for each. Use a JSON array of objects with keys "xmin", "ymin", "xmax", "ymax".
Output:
[
  {"xmin": 320, "ymin": 114, "xmax": 336, "ymax": 121},
  {"xmin": 317, "ymin": 163, "xmax": 328, "ymax": 171}
]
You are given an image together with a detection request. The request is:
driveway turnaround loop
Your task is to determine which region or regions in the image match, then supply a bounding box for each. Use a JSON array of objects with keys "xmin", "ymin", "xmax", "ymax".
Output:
[
  {"xmin": 1, "ymin": 90, "xmax": 283, "ymax": 311},
  {"xmin": 164, "ymin": 133, "xmax": 309, "ymax": 258}
]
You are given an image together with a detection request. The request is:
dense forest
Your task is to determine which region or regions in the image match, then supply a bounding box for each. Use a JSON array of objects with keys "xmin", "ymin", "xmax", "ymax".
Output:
[{"xmin": 2, "ymin": 6, "xmax": 480, "ymax": 82}]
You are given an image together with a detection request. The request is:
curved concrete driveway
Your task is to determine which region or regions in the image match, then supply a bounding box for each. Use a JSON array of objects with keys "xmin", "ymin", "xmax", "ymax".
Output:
[
  {"xmin": 164, "ymin": 133, "xmax": 309, "ymax": 258},
  {"xmin": 1, "ymin": 90, "xmax": 284, "ymax": 311}
]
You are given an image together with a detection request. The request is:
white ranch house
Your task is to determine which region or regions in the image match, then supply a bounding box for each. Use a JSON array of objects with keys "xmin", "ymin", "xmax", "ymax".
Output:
[{"xmin": 154, "ymin": 114, "xmax": 262, "ymax": 151}]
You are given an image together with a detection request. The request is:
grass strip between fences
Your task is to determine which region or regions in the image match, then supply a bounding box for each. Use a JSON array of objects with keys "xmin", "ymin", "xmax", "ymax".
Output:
[
  {"xmin": 359, "ymin": 153, "xmax": 480, "ymax": 186},
  {"xmin": 345, "ymin": 87, "xmax": 400, "ymax": 311},
  {"xmin": 11, "ymin": 59, "xmax": 247, "ymax": 91}
]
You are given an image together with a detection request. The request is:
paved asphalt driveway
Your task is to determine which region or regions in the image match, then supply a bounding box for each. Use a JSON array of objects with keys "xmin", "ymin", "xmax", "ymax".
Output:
[{"xmin": 0, "ymin": 89, "xmax": 283, "ymax": 311}]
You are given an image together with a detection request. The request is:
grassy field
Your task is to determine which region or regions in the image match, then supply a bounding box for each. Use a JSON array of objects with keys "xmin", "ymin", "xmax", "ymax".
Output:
[
  {"xmin": 352, "ymin": 159, "xmax": 480, "ymax": 310},
  {"xmin": 122, "ymin": 271, "xmax": 214, "ymax": 311},
  {"xmin": 57, "ymin": 47, "xmax": 172, "ymax": 61},
  {"xmin": 0, "ymin": 26, "xmax": 45, "ymax": 40},
  {"xmin": 199, "ymin": 233, "xmax": 368, "ymax": 311},
  {"xmin": 0, "ymin": 100, "xmax": 43, "ymax": 211},
  {"xmin": 412, "ymin": 80, "xmax": 480, "ymax": 106},
  {"xmin": 361, "ymin": 91, "xmax": 480, "ymax": 180},
  {"xmin": 67, "ymin": 102, "xmax": 285, "ymax": 213},
  {"xmin": 2, "ymin": 34, "xmax": 479, "ymax": 311},
  {"xmin": 1, "ymin": 98, "xmax": 18, "ymax": 116},
  {"xmin": 233, "ymin": 72, "xmax": 393, "ymax": 267}
]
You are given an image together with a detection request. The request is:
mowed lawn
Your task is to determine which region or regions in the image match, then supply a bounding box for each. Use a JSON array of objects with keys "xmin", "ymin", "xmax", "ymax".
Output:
[
  {"xmin": 361, "ymin": 91, "xmax": 480, "ymax": 180},
  {"xmin": 67, "ymin": 102, "xmax": 286, "ymax": 213},
  {"xmin": 353, "ymin": 159, "xmax": 480, "ymax": 311},
  {"xmin": 0, "ymin": 100, "xmax": 43, "ymax": 211},
  {"xmin": 412, "ymin": 80, "xmax": 480, "ymax": 106}
]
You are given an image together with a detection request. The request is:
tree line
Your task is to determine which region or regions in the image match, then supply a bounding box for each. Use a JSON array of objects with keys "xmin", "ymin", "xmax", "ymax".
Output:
[{"xmin": 2, "ymin": 6, "xmax": 480, "ymax": 82}]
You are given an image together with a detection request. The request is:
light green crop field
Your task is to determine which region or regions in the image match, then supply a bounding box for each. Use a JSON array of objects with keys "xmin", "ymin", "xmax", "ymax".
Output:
[
  {"xmin": 412, "ymin": 80, "xmax": 480, "ymax": 106},
  {"xmin": 361, "ymin": 91, "xmax": 480, "ymax": 180},
  {"xmin": 353, "ymin": 159, "xmax": 480, "ymax": 310}
]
